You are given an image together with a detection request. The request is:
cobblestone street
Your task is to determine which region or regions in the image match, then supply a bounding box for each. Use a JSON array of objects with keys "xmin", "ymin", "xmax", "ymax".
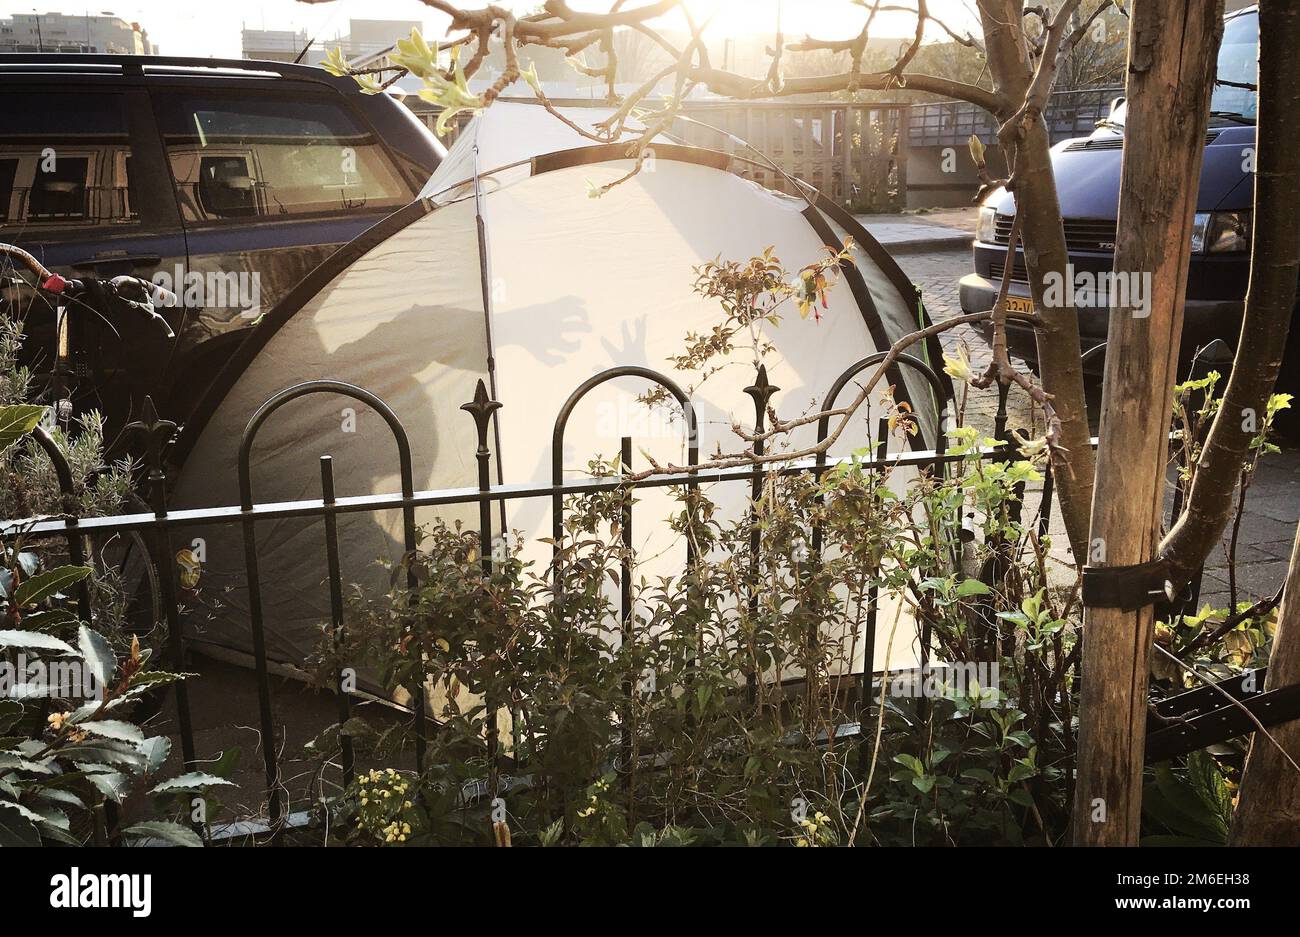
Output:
[{"xmin": 882, "ymin": 243, "xmax": 1298, "ymax": 609}]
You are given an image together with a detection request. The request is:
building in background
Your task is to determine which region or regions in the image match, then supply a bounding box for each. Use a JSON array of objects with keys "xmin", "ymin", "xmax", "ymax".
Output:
[
  {"xmin": 241, "ymin": 18, "xmax": 421, "ymax": 67},
  {"xmin": 240, "ymin": 27, "xmax": 313, "ymax": 63},
  {"xmin": 0, "ymin": 11, "xmax": 156, "ymax": 54}
]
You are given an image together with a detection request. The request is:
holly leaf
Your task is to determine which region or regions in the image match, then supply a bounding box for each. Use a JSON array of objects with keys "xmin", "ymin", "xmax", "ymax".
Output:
[
  {"xmin": 13, "ymin": 566, "xmax": 92, "ymax": 608},
  {"xmin": 123, "ymin": 821, "xmax": 203, "ymax": 848},
  {"xmin": 150, "ymin": 772, "xmax": 236, "ymax": 795}
]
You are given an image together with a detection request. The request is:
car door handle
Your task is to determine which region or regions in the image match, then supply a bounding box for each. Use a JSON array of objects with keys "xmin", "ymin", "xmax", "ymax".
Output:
[{"xmin": 72, "ymin": 254, "xmax": 163, "ymax": 271}]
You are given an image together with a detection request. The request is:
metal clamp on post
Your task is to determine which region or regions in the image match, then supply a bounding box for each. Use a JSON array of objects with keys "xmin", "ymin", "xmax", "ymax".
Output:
[{"xmin": 1082, "ymin": 557, "xmax": 1175, "ymax": 610}]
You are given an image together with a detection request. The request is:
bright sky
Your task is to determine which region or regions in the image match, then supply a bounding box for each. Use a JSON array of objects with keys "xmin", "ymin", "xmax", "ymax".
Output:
[{"xmin": 3, "ymin": 0, "xmax": 981, "ymax": 60}]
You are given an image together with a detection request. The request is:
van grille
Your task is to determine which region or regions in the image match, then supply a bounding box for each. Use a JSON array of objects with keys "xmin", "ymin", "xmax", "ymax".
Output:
[
  {"xmin": 987, "ymin": 259, "xmax": 1028, "ymax": 282},
  {"xmin": 993, "ymin": 214, "xmax": 1118, "ymax": 253}
]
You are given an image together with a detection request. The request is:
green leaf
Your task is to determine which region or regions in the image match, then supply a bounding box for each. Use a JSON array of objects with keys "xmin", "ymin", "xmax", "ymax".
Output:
[
  {"xmin": 32, "ymin": 805, "xmax": 70, "ymax": 832},
  {"xmin": 85, "ymin": 771, "xmax": 131, "ymax": 804},
  {"xmin": 1007, "ymin": 762, "xmax": 1038, "ymax": 783},
  {"xmin": 0, "ymin": 629, "xmax": 77, "ymax": 654},
  {"xmin": 77, "ymin": 624, "xmax": 116, "ymax": 688},
  {"xmin": 35, "ymin": 787, "xmax": 86, "ymax": 811},
  {"xmin": 150, "ymin": 772, "xmax": 236, "ymax": 795},
  {"xmin": 892, "ymin": 753, "xmax": 925, "ymax": 775},
  {"xmin": 123, "ymin": 820, "xmax": 203, "ymax": 847},
  {"xmin": 0, "ymin": 405, "xmax": 46, "ymax": 454},
  {"xmin": 140, "ymin": 736, "xmax": 171, "ymax": 774},
  {"xmin": 78, "ymin": 720, "xmax": 145, "ymax": 745},
  {"xmin": 0, "ymin": 802, "xmax": 42, "ymax": 846},
  {"xmin": 126, "ymin": 670, "xmax": 192, "ymax": 690},
  {"xmin": 955, "ymin": 578, "xmax": 991, "ymax": 598},
  {"xmin": 912, "ymin": 775, "xmax": 937, "ymax": 793},
  {"xmin": 13, "ymin": 566, "xmax": 92, "ymax": 608},
  {"xmin": 0, "ymin": 700, "xmax": 22, "ymax": 735},
  {"xmin": 58, "ymin": 741, "xmax": 147, "ymax": 770},
  {"xmin": 0, "ymin": 751, "xmax": 55, "ymax": 774},
  {"xmin": 1006, "ymin": 787, "xmax": 1035, "ymax": 807}
]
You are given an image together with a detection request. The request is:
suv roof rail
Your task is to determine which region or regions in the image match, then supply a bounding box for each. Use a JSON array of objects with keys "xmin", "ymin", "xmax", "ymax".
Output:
[{"xmin": 0, "ymin": 53, "xmax": 349, "ymax": 87}]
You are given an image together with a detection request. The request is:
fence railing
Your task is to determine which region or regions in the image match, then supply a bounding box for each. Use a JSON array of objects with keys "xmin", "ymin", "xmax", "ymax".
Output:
[
  {"xmin": 907, "ymin": 86, "xmax": 1124, "ymax": 147},
  {"xmin": 8, "ymin": 342, "xmax": 1239, "ymax": 836},
  {"xmin": 3, "ymin": 352, "xmax": 991, "ymax": 827}
]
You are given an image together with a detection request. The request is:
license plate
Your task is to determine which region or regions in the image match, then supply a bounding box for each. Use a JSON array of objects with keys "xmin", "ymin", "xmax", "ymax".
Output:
[{"xmin": 1003, "ymin": 295, "xmax": 1034, "ymax": 315}]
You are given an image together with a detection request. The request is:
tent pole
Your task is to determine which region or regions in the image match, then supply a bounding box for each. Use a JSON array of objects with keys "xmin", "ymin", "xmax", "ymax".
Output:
[{"xmin": 472, "ymin": 136, "xmax": 509, "ymax": 532}]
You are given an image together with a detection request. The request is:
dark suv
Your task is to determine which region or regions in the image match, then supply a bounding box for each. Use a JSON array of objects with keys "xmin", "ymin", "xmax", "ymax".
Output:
[
  {"xmin": 0, "ymin": 54, "xmax": 443, "ymax": 440},
  {"xmin": 959, "ymin": 6, "xmax": 1267, "ymax": 373}
]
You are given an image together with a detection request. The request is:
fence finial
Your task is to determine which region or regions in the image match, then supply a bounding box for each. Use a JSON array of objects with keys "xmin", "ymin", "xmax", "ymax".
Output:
[
  {"xmin": 744, "ymin": 364, "xmax": 781, "ymax": 429},
  {"xmin": 461, "ymin": 379, "xmax": 502, "ymax": 454},
  {"xmin": 125, "ymin": 396, "xmax": 177, "ymax": 483}
]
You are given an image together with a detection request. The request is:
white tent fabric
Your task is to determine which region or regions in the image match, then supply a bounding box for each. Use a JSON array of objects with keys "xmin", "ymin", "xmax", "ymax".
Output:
[
  {"xmin": 422, "ymin": 104, "xmax": 642, "ymax": 200},
  {"xmin": 169, "ymin": 103, "xmax": 949, "ymax": 683}
]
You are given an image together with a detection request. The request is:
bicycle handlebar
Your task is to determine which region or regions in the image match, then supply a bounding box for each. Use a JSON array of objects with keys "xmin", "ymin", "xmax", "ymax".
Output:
[
  {"xmin": 0, "ymin": 242, "xmax": 54, "ymax": 281},
  {"xmin": 2, "ymin": 242, "xmax": 177, "ymax": 338}
]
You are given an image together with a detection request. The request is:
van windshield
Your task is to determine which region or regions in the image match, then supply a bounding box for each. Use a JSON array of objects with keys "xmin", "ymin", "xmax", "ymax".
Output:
[
  {"xmin": 1105, "ymin": 10, "xmax": 1257, "ymax": 128},
  {"xmin": 1209, "ymin": 10, "xmax": 1258, "ymax": 122}
]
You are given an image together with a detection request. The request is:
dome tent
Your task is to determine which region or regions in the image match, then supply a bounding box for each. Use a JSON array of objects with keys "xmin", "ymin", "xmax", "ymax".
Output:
[{"xmin": 169, "ymin": 102, "xmax": 953, "ymax": 678}]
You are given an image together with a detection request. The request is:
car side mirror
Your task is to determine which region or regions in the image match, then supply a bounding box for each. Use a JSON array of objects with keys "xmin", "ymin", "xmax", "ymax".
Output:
[{"xmin": 1109, "ymin": 96, "xmax": 1126, "ymax": 117}]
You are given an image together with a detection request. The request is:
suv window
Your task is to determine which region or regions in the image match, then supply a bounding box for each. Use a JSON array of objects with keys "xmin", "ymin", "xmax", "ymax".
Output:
[
  {"xmin": 0, "ymin": 92, "xmax": 140, "ymax": 231},
  {"xmin": 154, "ymin": 92, "xmax": 413, "ymax": 224}
]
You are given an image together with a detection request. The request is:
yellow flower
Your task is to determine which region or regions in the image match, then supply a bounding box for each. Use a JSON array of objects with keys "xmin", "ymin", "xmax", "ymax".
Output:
[
  {"xmin": 943, "ymin": 345, "xmax": 976, "ymax": 383},
  {"xmin": 1014, "ymin": 430, "xmax": 1049, "ymax": 461}
]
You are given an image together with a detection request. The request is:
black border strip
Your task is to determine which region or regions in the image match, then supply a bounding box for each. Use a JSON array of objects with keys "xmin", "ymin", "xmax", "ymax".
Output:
[
  {"xmin": 799, "ymin": 203, "xmax": 925, "ymax": 448},
  {"xmin": 813, "ymin": 194, "xmax": 957, "ymax": 409},
  {"xmin": 531, "ymin": 141, "xmax": 732, "ymax": 176}
]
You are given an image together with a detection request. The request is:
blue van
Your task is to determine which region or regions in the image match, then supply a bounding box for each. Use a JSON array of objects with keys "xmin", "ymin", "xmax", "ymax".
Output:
[{"xmin": 960, "ymin": 6, "xmax": 1271, "ymax": 375}]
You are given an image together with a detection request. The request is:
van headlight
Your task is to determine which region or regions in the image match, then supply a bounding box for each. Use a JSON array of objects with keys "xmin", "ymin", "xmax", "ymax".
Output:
[
  {"xmin": 976, "ymin": 205, "xmax": 998, "ymax": 243},
  {"xmin": 1191, "ymin": 211, "xmax": 1251, "ymax": 253}
]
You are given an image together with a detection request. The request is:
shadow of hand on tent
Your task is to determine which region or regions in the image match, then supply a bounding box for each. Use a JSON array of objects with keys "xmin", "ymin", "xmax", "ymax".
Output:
[
  {"xmin": 492, "ymin": 295, "xmax": 592, "ymax": 367},
  {"xmin": 598, "ymin": 317, "xmax": 649, "ymax": 368},
  {"xmin": 185, "ymin": 297, "xmax": 492, "ymax": 670}
]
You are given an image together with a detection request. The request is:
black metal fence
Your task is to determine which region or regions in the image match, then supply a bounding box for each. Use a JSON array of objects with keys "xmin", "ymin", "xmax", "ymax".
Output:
[
  {"xmin": 8, "ymin": 344, "xmax": 1272, "ymax": 835},
  {"xmin": 2, "ymin": 352, "xmax": 979, "ymax": 824}
]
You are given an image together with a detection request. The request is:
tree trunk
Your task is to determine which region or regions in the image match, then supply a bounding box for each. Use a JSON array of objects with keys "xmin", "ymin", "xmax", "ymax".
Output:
[
  {"xmin": 977, "ymin": 0, "xmax": 1095, "ymax": 561},
  {"xmin": 1016, "ymin": 123, "xmax": 1094, "ymax": 559},
  {"xmin": 1231, "ymin": 522, "xmax": 1300, "ymax": 844},
  {"xmin": 1071, "ymin": 0, "xmax": 1224, "ymax": 847},
  {"xmin": 1159, "ymin": 0, "xmax": 1300, "ymax": 588}
]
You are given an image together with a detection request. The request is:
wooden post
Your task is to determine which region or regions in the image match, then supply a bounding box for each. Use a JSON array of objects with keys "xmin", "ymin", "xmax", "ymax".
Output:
[
  {"xmin": 894, "ymin": 105, "xmax": 909, "ymax": 212},
  {"xmin": 1071, "ymin": 0, "xmax": 1224, "ymax": 846},
  {"xmin": 1228, "ymin": 0, "xmax": 1300, "ymax": 846},
  {"xmin": 841, "ymin": 105, "xmax": 855, "ymax": 210},
  {"xmin": 1231, "ymin": 523, "xmax": 1300, "ymax": 844}
]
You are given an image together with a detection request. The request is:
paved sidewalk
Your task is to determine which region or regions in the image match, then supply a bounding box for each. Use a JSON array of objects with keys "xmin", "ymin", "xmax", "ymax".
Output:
[{"xmin": 855, "ymin": 206, "xmax": 976, "ymax": 254}]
